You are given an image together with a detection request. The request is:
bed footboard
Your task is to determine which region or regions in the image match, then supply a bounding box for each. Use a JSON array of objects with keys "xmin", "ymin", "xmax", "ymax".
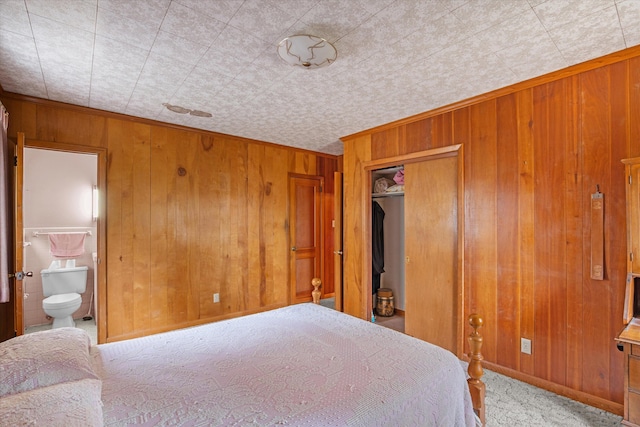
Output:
[
  {"xmin": 467, "ymin": 314, "xmax": 485, "ymax": 426},
  {"xmin": 311, "ymin": 278, "xmax": 322, "ymax": 304}
]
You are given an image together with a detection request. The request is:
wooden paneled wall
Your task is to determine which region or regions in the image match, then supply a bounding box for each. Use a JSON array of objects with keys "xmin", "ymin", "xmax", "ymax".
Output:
[
  {"xmin": 1, "ymin": 95, "xmax": 338, "ymax": 342},
  {"xmin": 342, "ymin": 50, "xmax": 640, "ymax": 412}
]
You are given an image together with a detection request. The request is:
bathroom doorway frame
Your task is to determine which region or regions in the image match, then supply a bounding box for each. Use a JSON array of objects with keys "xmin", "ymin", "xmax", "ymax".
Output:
[{"xmin": 17, "ymin": 135, "xmax": 107, "ymax": 343}]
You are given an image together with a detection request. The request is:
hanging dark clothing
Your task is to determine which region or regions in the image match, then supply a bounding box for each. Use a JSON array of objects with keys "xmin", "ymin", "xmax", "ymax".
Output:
[{"xmin": 372, "ymin": 201, "xmax": 385, "ymax": 296}]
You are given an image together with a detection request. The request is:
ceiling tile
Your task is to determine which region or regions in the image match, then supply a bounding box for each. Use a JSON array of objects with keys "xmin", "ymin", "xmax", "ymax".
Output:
[
  {"xmin": 173, "ymin": 0, "xmax": 245, "ymax": 24},
  {"xmin": 0, "ymin": 29, "xmax": 46, "ymax": 97},
  {"xmin": 160, "ymin": 1, "xmax": 226, "ymax": 46},
  {"xmin": 0, "ymin": 0, "xmax": 32, "ymax": 37},
  {"xmin": 92, "ymin": 36, "xmax": 148, "ymax": 77},
  {"xmin": 618, "ymin": 0, "xmax": 640, "ymax": 47},
  {"xmin": 99, "ymin": 0, "xmax": 171, "ymax": 25},
  {"xmin": 475, "ymin": 9, "xmax": 547, "ymax": 54},
  {"xmin": 228, "ymin": 1, "xmax": 302, "ymax": 43},
  {"xmin": 533, "ymin": 0, "xmax": 616, "ymax": 31},
  {"xmin": 96, "ymin": 4, "xmax": 164, "ymax": 50},
  {"xmin": 451, "ymin": 0, "xmax": 531, "ymax": 35},
  {"xmin": 25, "ymin": 0, "xmax": 97, "ymax": 32},
  {"xmin": 549, "ymin": 5, "xmax": 626, "ymax": 64},
  {"xmin": 299, "ymin": 0, "xmax": 372, "ymax": 38},
  {"xmin": 494, "ymin": 34, "xmax": 567, "ymax": 80},
  {"xmin": 151, "ymin": 30, "xmax": 209, "ymax": 65}
]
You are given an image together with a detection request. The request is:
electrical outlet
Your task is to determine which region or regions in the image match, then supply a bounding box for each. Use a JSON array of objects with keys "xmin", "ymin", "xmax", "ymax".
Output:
[
  {"xmin": 521, "ymin": 338, "xmax": 532, "ymax": 355},
  {"xmin": 213, "ymin": 293, "xmax": 220, "ymax": 303}
]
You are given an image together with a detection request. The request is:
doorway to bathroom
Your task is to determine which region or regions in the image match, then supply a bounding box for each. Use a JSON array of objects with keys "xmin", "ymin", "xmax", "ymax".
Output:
[{"xmin": 17, "ymin": 138, "xmax": 105, "ymax": 345}]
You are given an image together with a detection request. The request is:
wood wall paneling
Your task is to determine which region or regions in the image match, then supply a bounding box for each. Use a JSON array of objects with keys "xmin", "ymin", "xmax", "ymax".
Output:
[
  {"xmin": 340, "ymin": 50, "xmax": 640, "ymax": 412},
  {"xmin": 2, "ymin": 95, "xmax": 339, "ymax": 342},
  {"xmin": 36, "ymin": 105, "xmax": 107, "ymax": 147}
]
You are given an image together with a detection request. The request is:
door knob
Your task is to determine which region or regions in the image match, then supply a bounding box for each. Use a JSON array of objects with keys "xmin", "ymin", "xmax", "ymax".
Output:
[
  {"xmin": 10, "ymin": 271, "xmax": 33, "ymax": 280},
  {"xmin": 334, "ymin": 250, "xmax": 343, "ymax": 255},
  {"xmin": 291, "ymin": 247, "xmax": 297, "ymax": 251}
]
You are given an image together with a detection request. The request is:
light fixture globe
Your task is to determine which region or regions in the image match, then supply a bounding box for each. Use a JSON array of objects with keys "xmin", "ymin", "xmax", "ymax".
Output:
[{"xmin": 277, "ymin": 34, "xmax": 337, "ymax": 69}]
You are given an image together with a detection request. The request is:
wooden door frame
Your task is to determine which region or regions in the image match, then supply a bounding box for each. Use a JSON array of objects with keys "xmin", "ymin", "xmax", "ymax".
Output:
[
  {"xmin": 361, "ymin": 144, "xmax": 465, "ymax": 357},
  {"xmin": 288, "ymin": 173, "xmax": 324, "ymax": 304},
  {"xmin": 334, "ymin": 171, "xmax": 343, "ymax": 312},
  {"xmin": 18, "ymin": 138, "xmax": 107, "ymax": 343}
]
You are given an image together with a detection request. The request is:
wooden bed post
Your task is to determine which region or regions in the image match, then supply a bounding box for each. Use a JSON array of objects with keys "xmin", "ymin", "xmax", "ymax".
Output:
[
  {"xmin": 311, "ymin": 278, "xmax": 322, "ymax": 304},
  {"xmin": 467, "ymin": 313, "xmax": 485, "ymax": 426}
]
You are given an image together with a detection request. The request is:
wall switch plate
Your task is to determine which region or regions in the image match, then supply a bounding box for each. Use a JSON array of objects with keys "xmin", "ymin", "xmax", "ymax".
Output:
[
  {"xmin": 213, "ymin": 293, "xmax": 220, "ymax": 303},
  {"xmin": 521, "ymin": 337, "xmax": 532, "ymax": 355}
]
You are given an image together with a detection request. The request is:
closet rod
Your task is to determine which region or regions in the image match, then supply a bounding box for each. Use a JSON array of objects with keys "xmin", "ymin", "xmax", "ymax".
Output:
[{"xmin": 32, "ymin": 231, "xmax": 92, "ymax": 237}]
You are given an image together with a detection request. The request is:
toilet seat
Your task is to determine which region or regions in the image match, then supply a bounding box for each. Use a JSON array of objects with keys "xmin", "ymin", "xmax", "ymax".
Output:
[{"xmin": 43, "ymin": 293, "xmax": 81, "ymax": 310}]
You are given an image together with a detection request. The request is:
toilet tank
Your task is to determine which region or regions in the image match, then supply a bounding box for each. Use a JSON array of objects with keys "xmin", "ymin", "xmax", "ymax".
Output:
[{"xmin": 41, "ymin": 266, "xmax": 88, "ymax": 297}]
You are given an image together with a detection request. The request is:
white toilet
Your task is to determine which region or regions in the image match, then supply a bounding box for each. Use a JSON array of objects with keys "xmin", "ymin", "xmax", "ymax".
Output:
[{"xmin": 41, "ymin": 263, "xmax": 88, "ymax": 329}]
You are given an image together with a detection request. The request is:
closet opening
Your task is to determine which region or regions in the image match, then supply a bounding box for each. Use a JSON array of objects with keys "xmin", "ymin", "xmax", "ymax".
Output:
[
  {"xmin": 371, "ymin": 166, "xmax": 405, "ymax": 332},
  {"xmin": 363, "ymin": 145, "xmax": 465, "ymax": 357}
]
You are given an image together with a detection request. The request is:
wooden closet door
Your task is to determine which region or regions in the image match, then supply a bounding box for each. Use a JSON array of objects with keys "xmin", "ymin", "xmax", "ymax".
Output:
[{"xmin": 404, "ymin": 156, "xmax": 458, "ymax": 353}]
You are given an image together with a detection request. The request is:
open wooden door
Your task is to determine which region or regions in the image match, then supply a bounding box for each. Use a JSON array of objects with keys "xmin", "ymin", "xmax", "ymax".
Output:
[
  {"xmin": 12, "ymin": 132, "xmax": 25, "ymax": 337},
  {"xmin": 404, "ymin": 155, "xmax": 458, "ymax": 353},
  {"xmin": 333, "ymin": 172, "xmax": 343, "ymax": 311},
  {"xmin": 0, "ymin": 133, "xmax": 18, "ymax": 342},
  {"xmin": 289, "ymin": 174, "xmax": 323, "ymax": 304}
]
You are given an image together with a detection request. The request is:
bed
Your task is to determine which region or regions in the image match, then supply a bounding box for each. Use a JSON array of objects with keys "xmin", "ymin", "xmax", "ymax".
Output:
[{"xmin": 0, "ymin": 285, "xmax": 485, "ymax": 426}]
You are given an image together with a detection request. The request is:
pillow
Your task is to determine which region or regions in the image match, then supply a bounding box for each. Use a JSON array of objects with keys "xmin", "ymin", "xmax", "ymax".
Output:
[
  {"xmin": 0, "ymin": 378, "xmax": 103, "ymax": 426},
  {"xmin": 0, "ymin": 327, "xmax": 98, "ymax": 397}
]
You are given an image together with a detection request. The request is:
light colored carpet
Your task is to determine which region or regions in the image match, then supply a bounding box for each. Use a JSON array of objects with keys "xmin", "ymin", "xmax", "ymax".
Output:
[{"xmin": 480, "ymin": 366, "xmax": 621, "ymax": 426}]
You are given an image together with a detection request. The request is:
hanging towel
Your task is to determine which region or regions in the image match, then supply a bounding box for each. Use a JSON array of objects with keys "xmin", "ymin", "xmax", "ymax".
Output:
[{"xmin": 49, "ymin": 233, "xmax": 86, "ymax": 258}]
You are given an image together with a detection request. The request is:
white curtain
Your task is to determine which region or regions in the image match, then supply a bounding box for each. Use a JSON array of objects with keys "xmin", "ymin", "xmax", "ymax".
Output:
[{"xmin": 0, "ymin": 102, "xmax": 9, "ymax": 303}]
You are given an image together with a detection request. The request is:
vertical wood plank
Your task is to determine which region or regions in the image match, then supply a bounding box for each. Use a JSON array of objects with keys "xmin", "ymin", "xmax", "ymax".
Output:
[
  {"xmin": 132, "ymin": 127, "xmax": 151, "ymax": 332},
  {"xmin": 371, "ymin": 128, "xmax": 402, "ymax": 160},
  {"xmin": 564, "ymin": 75, "xmax": 584, "ymax": 391},
  {"xmin": 432, "ymin": 112, "xmax": 454, "ymax": 148},
  {"xmin": 580, "ymin": 67, "xmax": 612, "ymax": 398},
  {"xmin": 149, "ymin": 129, "xmax": 169, "ymax": 327},
  {"xmin": 405, "ymin": 118, "xmax": 431, "ymax": 153},
  {"xmin": 106, "ymin": 119, "xmax": 150, "ymax": 338},
  {"xmin": 629, "ymin": 57, "xmax": 640, "ymax": 158},
  {"xmin": 608, "ymin": 61, "xmax": 628, "ymax": 403},
  {"xmin": 495, "ymin": 93, "xmax": 520, "ymax": 370},
  {"xmin": 466, "ymin": 100, "xmax": 498, "ymax": 363},
  {"xmin": 532, "ymin": 80, "xmax": 568, "ymax": 382},
  {"xmin": 516, "ymin": 89, "xmax": 536, "ymax": 375}
]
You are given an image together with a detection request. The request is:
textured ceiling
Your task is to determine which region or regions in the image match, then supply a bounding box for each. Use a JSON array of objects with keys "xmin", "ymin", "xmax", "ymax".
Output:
[{"xmin": 1, "ymin": 0, "xmax": 639, "ymax": 155}]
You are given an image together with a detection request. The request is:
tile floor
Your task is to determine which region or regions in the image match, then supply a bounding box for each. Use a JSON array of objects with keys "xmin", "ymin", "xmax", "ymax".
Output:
[{"xmin": 25, "ymin": 318, "xmax": 97, "ymax": 345}]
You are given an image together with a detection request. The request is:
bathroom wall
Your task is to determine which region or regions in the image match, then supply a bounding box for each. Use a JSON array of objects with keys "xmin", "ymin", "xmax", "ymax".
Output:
[{"xmin": 22, "ymin": 148, "xmax": 97, "ymax": 327}]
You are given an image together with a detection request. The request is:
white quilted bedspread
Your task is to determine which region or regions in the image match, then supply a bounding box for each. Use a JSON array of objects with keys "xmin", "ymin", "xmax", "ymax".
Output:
[{"xmin": 93, "ymin": 303, "xmax": 475, "ymax": 426}]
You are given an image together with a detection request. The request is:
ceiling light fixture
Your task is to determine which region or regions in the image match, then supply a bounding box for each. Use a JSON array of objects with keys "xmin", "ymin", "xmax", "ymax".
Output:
[
  {"xmin": 277, "ymin": 34, "xmax": 337, "ymax": 69},
  {"xmin": 163, "ymin": 103, "xmax": 212, "ymax": 118}
]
